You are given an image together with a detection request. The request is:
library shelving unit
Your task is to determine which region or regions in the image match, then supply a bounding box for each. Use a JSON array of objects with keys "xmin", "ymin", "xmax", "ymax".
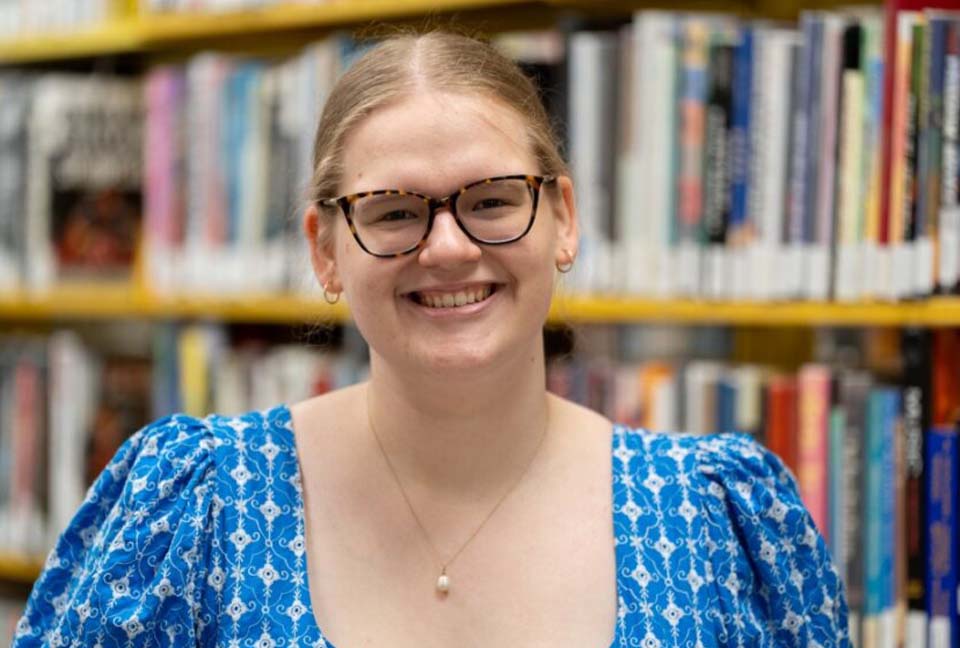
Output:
[{"xmin": 0, "ymin": 0, "xmax": 928, "ymax": 589}]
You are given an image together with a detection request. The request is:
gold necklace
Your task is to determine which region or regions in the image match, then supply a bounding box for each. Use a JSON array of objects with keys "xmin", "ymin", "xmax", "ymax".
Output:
[{"xmin": 366, "ymin": 388, "xmax": 549, "ymax": 596}]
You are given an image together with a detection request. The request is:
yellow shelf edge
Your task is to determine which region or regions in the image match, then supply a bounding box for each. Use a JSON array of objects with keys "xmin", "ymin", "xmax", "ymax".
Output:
[
  {"xmin": 0, "ymin": 286, "xmax": 350, "ymax": 323},
  {"xmin": 0, "ymin": 552, "xmax": 44, "ymax": 585},
  {"xmin": 3, "ymin": 289, "xmax": 960, "ymax": 326},
  {"xmin": 141, "ymin": 0, "xmax": 538, "ymax": 42},
  {"xmin": 0, "ymin": 0, "xmax": 545, "ymax": 63},
  {"xmin": 0, "ymin": 20, "xmax": 145, "ymax": 63}
]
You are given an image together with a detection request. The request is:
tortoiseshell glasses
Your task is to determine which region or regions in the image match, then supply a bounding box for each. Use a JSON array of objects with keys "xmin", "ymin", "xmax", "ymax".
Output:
[{"xmin": 320, "ymin": 174, "xmax": 557, "ymax": 258}]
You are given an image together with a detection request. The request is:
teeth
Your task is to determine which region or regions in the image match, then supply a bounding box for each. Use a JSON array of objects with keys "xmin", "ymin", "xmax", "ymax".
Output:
[{"xmin": 417, "ymin": 285, "xmax": 493, "ymax": 309}]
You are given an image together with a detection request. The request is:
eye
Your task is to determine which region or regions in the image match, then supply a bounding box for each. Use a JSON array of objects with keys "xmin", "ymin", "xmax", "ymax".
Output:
[
  {"xmin": 474, "ymin": 198, "xmax": 509, "ymax": 210},
  {"xmin": 376, "ymin": 210, "xmax": 419, "ymax": 223}
]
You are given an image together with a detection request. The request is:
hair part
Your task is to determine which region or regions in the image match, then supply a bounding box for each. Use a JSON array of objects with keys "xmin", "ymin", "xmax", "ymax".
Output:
[{"xmin": 308, "ymin": 30, "xmax": 568, "ymax": 246}]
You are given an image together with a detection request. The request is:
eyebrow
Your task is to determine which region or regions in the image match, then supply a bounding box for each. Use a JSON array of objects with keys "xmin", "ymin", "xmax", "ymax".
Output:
[{"xmin": 347, "ymin": 171, "xmax": 518, "ymax": 196}]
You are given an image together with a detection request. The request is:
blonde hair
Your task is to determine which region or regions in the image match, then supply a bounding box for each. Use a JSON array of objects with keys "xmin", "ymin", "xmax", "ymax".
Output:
[{"xmin": 308, "ymin": 30, "xmax": 568, "ymax": 227}]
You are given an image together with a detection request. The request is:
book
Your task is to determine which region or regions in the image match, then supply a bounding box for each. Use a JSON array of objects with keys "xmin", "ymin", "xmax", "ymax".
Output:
[
  {"xmin": 25, "ymin": 76, "xmax": 143, "ymax": 291},
  {"xmin": 631, "ymin": 11, "xmax": 678, "ymax": 299},
  {"xmin": 702, "ymin": 38, "xmax": 734, "ymax": 300},
  {"xmin": 0, "ymin": 75, "xmax": 30, "ymax": 291},
  {"xmin": 798, "ymin": 363, "xmax": 832, "ymax": 539},
  {"xmin": 863, "ymin": 387, "xmax": 900, "ymax": 648},
  {"xmin": 901, "ymin": 328, "xmax": 932, "ymax": 633},
  {"xmin": 835, "ymin": 21, "xmax": 866, "ymax": 301},
  {"xmin": 675, "ymin": 16, "xmax": 710, "ymax": 297},
  {"xmin": 926, "ymin": 425, "xmax": 959, "ymax": 648},
  {"xmin": 566, "ymin": 29, "xmax": 619, "ymax": 295},
  {"xmin": 750, "ymin": 27, "xmax": 799, "ymax": 302},
  {"xmin": 765, "ymin": 373, "xmax": 799, "ymax": 475},
  {"xmin": 144, "ymin": 66, "xmax": 187, "ymax": 295},
  {"xmin": 939, "ymin": 17, "xmax": 960, "ymax": 294},
  {"xmin": 837, "ymin": 370, "xmax": 872, "ymax": 644}
]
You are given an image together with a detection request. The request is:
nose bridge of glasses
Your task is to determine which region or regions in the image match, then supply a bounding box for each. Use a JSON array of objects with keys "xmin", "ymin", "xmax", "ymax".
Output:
[{"xmin": 423, "ymin": 193, "xmax": 477, "ymax": 249}]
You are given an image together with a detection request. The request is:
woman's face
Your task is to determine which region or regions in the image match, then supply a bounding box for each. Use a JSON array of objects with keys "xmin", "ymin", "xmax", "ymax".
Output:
[{"xmin": 306, "ymin": 90, "xmax": 578, "ymax": 374}]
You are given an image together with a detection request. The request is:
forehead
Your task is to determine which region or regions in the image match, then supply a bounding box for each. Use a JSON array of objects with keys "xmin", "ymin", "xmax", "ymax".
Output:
[{"xmin": 339, "ymin": 91, "xmax": 538, "ymax": 196}]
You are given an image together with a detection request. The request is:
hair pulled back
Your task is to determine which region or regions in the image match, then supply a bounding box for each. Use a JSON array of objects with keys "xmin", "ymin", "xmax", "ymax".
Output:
[{"xmin": 308, "ymin": 31, "xmax": 567, "ymax": 215}]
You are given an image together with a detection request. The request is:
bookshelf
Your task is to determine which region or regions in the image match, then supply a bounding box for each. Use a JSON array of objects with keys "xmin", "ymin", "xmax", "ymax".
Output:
[
  {"xmin": 3, "ymin": 4, "xmax": 959, "ymax": 644},
  {"xmin": 0, "ymin": 0, "xmax": 866, "ymax": 64},
  {"xmin": 3, "ymin": 289, "xmax": 960, "ymax": 326}
]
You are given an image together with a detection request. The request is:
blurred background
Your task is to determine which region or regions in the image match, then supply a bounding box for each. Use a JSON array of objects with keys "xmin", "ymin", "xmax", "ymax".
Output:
[{"xmin": 0, "ymin": 0, "xmax": 958, "ymax": 646}]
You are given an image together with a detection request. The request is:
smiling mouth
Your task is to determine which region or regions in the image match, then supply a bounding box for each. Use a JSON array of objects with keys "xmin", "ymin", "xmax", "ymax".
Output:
[{"xmin": 407, "ymin": 284, "xmax": 499, "ymax": 309}]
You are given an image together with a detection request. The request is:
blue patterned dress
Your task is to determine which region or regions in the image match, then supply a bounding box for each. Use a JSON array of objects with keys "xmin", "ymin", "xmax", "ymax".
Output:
[{"xmin": 13, "ymin": 404, "xmax": 848, "ymax": 647}]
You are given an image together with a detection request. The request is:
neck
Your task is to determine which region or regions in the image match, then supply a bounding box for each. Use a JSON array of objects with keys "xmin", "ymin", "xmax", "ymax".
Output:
[{"xmin": 365, "ymin": 343, "xmax": 551, "ymax": 500}]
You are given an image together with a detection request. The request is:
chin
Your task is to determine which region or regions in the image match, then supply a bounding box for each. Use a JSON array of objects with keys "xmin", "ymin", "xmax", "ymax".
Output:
[{"xmin": 412, "ymin": 338, "xmax": 506, "ymax": 374}]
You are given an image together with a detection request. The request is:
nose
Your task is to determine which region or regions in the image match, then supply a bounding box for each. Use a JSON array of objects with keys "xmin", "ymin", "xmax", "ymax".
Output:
[{"xmin": 417, "ymin": 208, "xmax": 482, "ymax": 267}]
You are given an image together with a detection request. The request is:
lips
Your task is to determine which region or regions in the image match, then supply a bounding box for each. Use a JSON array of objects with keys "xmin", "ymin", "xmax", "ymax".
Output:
[{"xmin": 406, "ymin": 283, "xmax": 499, "ymax": 309}]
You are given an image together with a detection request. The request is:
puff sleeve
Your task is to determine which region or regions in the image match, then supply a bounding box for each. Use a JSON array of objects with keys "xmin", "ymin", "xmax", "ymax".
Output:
[
  {"xmin": 695, "ymin": 433, "xmax": 849, "ymax": 647},
  {"xmin": 13, "ymin": 414, "xmax": 216, "ymax": 647}
]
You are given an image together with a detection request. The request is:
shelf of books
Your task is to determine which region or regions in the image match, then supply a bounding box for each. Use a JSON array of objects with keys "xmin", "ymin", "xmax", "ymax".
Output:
[
  {"xmin": 3, "ymin": 0, "xmax": 960, "ymax": 645},
  {"xmin": 0, "ymin": 0, "xmax": 856, "ymax": 65}
]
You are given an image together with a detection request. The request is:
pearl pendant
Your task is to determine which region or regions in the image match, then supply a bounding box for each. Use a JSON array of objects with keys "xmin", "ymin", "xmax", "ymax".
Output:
[{"xmin": 436, "ymin": 570, "xmax": 450, "ymax": 594}]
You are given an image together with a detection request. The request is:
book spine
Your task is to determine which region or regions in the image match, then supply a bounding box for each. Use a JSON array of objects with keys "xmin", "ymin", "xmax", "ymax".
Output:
[
  {"xmin": 862, "ymin": 16, "xmax": 886, "ymax": 302},
  {"xmin": 890, "ymin": 13, "xmax": 922, "ymax": 301},
  {"xmin": 902, "ymin": 20, "xmax": 926, "ymax": 299},
  {"xmin": 728, "ymin": 25, "xmax": 753, "ymax": 301},
  {"xmin": 837, "ymin": 22, "xmax": 866, "ymax": 302},
  {"xmin": 812, "ymin": 14, "xmax": 843, "ymax": 302},
  {"xmin": 766, "ymin": 375, "xmax": 799, "ymax": 476},
  {"xmin": 840, "ymin": 370, "xmax": 872, "ymax": 645},
  {"xmin": 902, "ymin": 327, "xmax": 932, "ymax": 625},
  {"xmin": 755, "ymin": 30, "xmax": 797, "ymax": 302},
  {"xmin": 676, "ymin": 17, "xmax": 709, "ymax": 297},
  {"xmin": 798, "ymin": 363, "xmax": 831, "ymax": 539},
  {"xmin": 702, "ymin": 40, "xmax": 734, "ymax": 300},
  {"xmin": 634, "ymin": 12, "xmax": 679, "ymax": 299},
  {"xmin": 917, "ymin": 16, "xmax": 947, "ymax": 298},
  {"xmin": 926, "ymin": 425, "xmax": 959, "ymax": 648},
  {"xmin": 828, "ymin": 405, "xmax": 847, "ymax": 576},
  {"xmin": 716, "ymin": 373, "xmax": 736, "ymax": 433},
  {"xmin": 864, "ymin": 387, "xmax": 899, "ymax": 645},
  {"xmin": 802, "ymin": 15, "xmax": 825, "ymax": 301},
  {"xmin": 785, "ymin": 30, "xmax": 809, "ymax": 300},
  {"xmin": 940, "ymin": 19, "xmax": 960, "ymax": 294}
]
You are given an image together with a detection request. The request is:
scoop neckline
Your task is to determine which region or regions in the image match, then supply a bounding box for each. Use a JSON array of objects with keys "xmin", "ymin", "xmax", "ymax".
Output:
[{"xmin": 276, "ymin": 403, "xmax": 627, "ymax": 648}]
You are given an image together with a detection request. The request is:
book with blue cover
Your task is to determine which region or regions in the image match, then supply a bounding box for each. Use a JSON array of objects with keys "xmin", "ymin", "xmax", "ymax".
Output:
[{"xmin": 926, "ymin": 424, "xmax": 959, "ymax": 648}]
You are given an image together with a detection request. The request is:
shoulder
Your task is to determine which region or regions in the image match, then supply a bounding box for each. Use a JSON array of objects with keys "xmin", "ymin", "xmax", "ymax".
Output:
[
  {"xmin": 613, "ymin": 427, "xmax": 848, "ymax": 645},
  {"xmin": 611, "ymin": 426, "xmax": 786, "ymax": 487},
  {"xmin": 15, "ymin": 405, "xmax": 297, "ymax": 646}
]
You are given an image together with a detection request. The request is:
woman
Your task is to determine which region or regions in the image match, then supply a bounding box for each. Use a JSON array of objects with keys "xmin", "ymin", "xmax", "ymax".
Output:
[{"xmin": 14, "ymin": 32, "xmax": 847, "ymax": 647}]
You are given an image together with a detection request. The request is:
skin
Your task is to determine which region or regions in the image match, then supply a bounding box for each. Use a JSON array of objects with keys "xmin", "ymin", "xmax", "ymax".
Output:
[{"xmin": 295, "ymin": 89, "xmax": 616, "ymax": 647}]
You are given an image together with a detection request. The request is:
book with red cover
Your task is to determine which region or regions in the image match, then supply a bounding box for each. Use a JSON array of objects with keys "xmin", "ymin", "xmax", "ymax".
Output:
[{"xmin": 765, "ymin": 374, "xmax": 799, "ymax": 479}]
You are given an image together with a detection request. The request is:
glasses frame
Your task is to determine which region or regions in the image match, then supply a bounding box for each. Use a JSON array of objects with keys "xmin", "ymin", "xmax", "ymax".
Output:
[{"xmin": 320, "ymin": 174, "xmax": 557, "ymax": 258}]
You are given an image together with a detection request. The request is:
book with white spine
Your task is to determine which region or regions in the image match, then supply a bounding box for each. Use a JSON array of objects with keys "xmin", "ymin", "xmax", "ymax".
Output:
[
  {"xmin": 567, "ymin": 29, "xmax": 619, "ymax": 295},
  {"xmin": 835, "ymin": 21, "xmax": 867, "ymax": 302},
  {"xmin": 632, "ymin": 11, "xmax": 678, "ymax": 298},
  {"xmin": 749, "ymin": 27, "xmax": 799, "ymax": 302}
]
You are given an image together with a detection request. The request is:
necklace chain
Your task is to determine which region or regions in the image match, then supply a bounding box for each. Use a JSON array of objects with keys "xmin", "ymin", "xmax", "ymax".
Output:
[{"xmin": 365, "ymin": 387, "xmax": 549, "ymax": 594}]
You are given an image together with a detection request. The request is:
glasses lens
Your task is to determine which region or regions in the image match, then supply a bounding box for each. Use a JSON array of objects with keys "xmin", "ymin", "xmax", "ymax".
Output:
[
  {"xmin": 352, "ymin": 193, "xmax": 430, "ymax": 255},
  {"xmin": 457, "ymin": 179, "xmax": 535, "ymax": 243}
]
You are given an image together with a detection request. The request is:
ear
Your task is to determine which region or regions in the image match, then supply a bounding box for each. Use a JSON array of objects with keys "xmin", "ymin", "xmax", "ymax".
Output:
[
  {"xmin": 551, "ymin": 175, "xmax": 579, "ymax": 266},
  {"xmin": 303, "ymin": 203, "xmax": 342, "ymax": 294}
]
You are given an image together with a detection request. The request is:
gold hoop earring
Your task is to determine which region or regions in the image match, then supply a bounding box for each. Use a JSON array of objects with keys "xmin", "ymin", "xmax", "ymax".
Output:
[
  {"xmin": 556, "ymin": 249, "xmax": 575, "ymax": 274},
  {"xmin": 323, "ymin": 286, "xmax": 341, "ymax": 305}
]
